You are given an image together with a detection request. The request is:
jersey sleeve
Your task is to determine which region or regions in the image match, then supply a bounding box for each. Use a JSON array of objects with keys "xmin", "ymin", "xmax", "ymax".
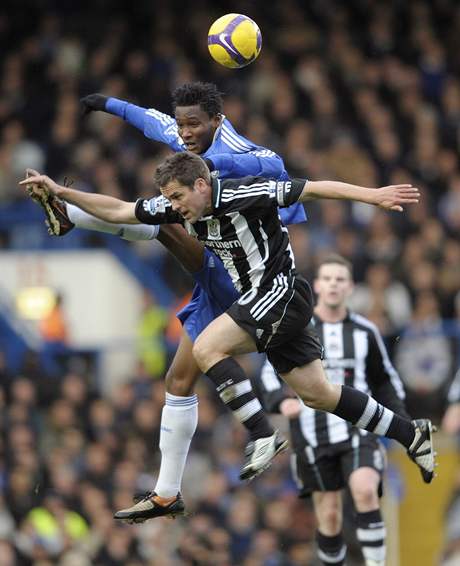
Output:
[
  {"xmin": 106, "ymin": 98, "xmax": 184, "ymax": 151},
  {"xmin": 135, "ymin": 196, "xmax": 183, "ymax": 225},
  {"xmin": 215, "ymin": 177, "xmax": 306, "ymax": 214},
  {"xmin": 274, "ymin": 178, "xmax": 306, "ymax": 207},
  {"xmin": 208, "ymin": 149, "xmax": 285, "ymax": 179}
]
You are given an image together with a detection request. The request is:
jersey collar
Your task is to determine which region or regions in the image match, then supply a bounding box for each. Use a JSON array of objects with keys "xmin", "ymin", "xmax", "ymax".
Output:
[
  {"xmin": 313, "ymin": 309, "xmax": 352, "ymax": 324},
  {"xmin": 211, "ymin": 177, "xmax": 221, "ymax": 210},
  {"xmin": 212, "ymin": 114, "xmax": 225, "ymax": 144}
]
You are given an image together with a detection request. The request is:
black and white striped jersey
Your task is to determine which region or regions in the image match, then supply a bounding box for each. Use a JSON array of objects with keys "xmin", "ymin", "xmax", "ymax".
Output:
[
  {"xmin": 135, "ymin": 176, "xmax": 305, "ymax": 294},
  {"xmin": 258, "ymin": 311, "xmax": 409, "ymax": 449}
]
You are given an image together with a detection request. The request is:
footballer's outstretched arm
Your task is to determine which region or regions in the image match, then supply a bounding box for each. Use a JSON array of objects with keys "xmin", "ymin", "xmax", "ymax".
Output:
[
  {"xmin": 80, "ymin": 94, "xmax": 182, "ymax": 149},
  {"xmin": 20, "ymin": 172, "xmax": 138, "ymax": 224},
  {"xmin": 297, "ymin": 180, "xmax": 420, "ymax": 211}
]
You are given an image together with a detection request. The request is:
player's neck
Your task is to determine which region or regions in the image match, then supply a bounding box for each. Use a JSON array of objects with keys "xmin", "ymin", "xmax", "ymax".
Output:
[{"xmin": 314, "ymin": 303, "xmax": 347, "ymax": 323}]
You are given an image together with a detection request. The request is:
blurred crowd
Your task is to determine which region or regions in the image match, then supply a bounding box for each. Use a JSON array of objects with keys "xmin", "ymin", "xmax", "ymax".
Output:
[
  {"xmin": 0, "ymin": 361, "xmax": 319, "ymax": 565},
  {"xmin": 1, "ymin": 0, "xmax": 460, "ymax": 563}
]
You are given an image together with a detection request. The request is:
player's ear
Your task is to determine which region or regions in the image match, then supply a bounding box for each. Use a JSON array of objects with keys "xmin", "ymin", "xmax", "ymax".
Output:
[
  {"xmin": 194, "ymin": 178, "xmax": 208, "ymax": 193},
  {"xmin": 211, "ymin": 113, "xmax": 222, "ymax": 129}
]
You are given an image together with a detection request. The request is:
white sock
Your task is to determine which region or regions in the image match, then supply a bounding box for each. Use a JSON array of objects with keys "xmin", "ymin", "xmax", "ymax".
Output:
[
  {"xmin": 154, "ymin": 393, "xmax": 198, "ymax": 498},
  {"xmin": 66, "ymin": 204, "xmax": 159, "ymax": 240}
]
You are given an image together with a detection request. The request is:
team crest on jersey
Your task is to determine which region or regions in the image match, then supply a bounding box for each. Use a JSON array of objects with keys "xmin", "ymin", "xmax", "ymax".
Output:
[{"xmin": 207, "ymin": 219, "xmax": 221, "ymax": 240}]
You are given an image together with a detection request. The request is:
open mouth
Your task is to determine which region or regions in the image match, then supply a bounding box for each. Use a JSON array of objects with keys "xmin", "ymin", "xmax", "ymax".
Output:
[{"xmin": 185, "ymin": 142, "xmax": 197, "ymax": 151}]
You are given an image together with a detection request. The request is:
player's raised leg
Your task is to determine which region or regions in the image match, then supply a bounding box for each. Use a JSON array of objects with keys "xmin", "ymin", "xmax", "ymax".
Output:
[
  {"xmin": 193, "ymin": 314, "xmax": 288, "ymax": 481},
  {"xmin": 279, "ymin": 360, "xmax": 436, "ymax": 483}
]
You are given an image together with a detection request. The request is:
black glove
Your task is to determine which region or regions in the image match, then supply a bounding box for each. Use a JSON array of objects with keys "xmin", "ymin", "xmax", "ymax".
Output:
[{"xmin": 80, "ymin": 93, "xmax": 108, "ymax": 117}]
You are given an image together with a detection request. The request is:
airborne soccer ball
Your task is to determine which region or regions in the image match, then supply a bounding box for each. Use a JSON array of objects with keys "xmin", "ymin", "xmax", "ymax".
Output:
[{"xmin": 208, "ymin": 13, "xmax": 262, "ymax": 69}]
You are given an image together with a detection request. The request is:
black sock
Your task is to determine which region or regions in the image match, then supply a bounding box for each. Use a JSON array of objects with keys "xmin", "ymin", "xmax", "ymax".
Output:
[
  {"xmin": 356, "ymin": 509, "xmax": 386, "ymax": 564},
  {"xmin": 334, "ymin": 386, "xmax": 415, "ymax": 448},
  {"xmin": 316, "ymin": 531, "xmax": 346, "ymax": 565},
  {"xmin": 206, "ymin": 358, "xmax": 274, "ymax": 440}
]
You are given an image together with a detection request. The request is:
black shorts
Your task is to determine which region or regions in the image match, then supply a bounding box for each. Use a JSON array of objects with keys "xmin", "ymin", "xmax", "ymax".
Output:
[
  {"xmin": 292, "ymin": 433, "xmax": 386, "ymax": 495},
  {"xmin": 226, "ymin": 273, "xmax": 323, "ymax": 374}
]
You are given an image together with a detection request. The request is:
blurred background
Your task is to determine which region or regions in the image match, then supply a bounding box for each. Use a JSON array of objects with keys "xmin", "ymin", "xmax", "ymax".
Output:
[{"xmin": 0, "ymin": 0, "xmax": 460, "ymax": 564}]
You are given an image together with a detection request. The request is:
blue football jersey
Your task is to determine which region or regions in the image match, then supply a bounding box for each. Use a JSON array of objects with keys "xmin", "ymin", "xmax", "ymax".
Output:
[{"xmin": 106, "ymin": 98, "xmax": 306, "ymax": 225}]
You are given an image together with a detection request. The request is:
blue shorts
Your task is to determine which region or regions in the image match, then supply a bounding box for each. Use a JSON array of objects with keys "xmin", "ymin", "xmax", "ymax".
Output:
[{"xmin": 177, "ymin": 249, "xmax": 240, "ymax": 342}]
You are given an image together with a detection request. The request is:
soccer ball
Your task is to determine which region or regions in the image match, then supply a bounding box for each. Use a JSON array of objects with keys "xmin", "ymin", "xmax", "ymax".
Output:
[{"xmin": 208, "ymin": 14, "xmax": 262, "ymax": 69}]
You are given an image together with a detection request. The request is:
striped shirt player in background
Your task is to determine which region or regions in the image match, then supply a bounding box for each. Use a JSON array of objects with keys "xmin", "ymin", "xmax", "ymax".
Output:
[
  {"xmin": 257, "ymin": 254, "xmax": 410, "ymax": 566},
  {"xmin": 22, "ymin": 152, "xmax": 436, "ymax": 527},
  {"xmin": 28, "ymin": 82, "xmax": 306, "ymax": 520}
]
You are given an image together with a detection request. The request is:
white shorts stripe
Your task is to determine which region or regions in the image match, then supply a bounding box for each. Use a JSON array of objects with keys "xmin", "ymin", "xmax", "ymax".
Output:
[
  {"xmin": 253, "ymin": 284, "xmax": 290, "ymax": 321},
  {"xmin": 249, "ymin": 276, "xmax": 282, "ymax": 317},
  {"xmin": 250, "ymin": 275, "xmax": 286, "ymax": 319}
]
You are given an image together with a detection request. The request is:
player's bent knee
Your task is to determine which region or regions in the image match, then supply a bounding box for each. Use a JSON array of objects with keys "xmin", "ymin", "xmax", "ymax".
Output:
[
  {"xmin": 192, "ymin": 337, "xmax": 221, "ymax": 370},
  {"xmin": 301, "ymin": 395, "xmax": 332, "ymax": 412},
  {"xmin": 350, "ymin": 484, "xmax": 379, "ymax": 508}
]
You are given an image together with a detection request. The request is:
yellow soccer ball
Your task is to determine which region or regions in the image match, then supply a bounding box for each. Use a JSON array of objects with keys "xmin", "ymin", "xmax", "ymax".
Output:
[{"xmin": 208, "ymin": 13, "xmax": 262, "ymax": 69}]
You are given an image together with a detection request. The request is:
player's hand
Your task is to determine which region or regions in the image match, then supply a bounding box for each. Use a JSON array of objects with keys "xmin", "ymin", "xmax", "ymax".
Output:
[
  {"xmin": 442, "ymin": 403, "xmax": 460, "ymax": 435},
  {"xmin": 19, "ymin": 171, "xmax": 61, "ymax": 198},
  {"xmin": 279, "ymin": 398, "xmax": 302, "ymax": 418},
  {"xmin": 374, "ymin": 184, "xmax": 420, "ymax": 212},
  {"xmin": 24, "ymin": 168, "xmax": 43, "ymax": 202},
  {"xmin": 80, "ymin": 93, "xmax": 108, "ymax": 117}
]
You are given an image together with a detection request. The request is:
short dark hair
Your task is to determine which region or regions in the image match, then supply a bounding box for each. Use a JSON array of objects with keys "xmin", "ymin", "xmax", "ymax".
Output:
[
  {"xmin": 154, "ymin": 152, "xmax": 211, "ymax": 189},
  {"xmin": 171, "ymin": 82, "xmax": 223, "ymax": 117},
  {"xmin": 316, "ymin": 254, "xmax": 353, "ymax": 278}
]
